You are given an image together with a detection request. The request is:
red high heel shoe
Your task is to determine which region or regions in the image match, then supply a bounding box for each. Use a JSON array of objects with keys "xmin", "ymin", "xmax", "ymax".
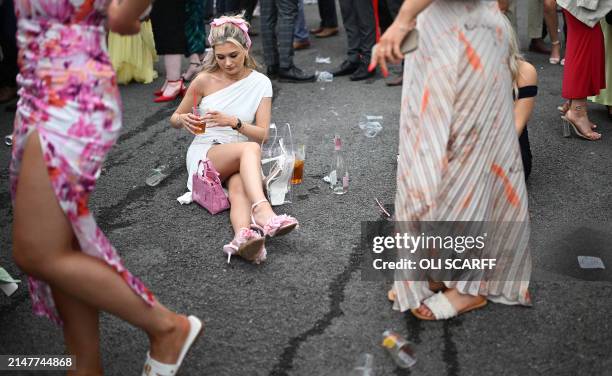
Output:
[
  {"xmin": 154, "ymin": 79, "xmax": 185, "ymax": 103},
  {"xmin": 153, "ymin": 80, "xmax": 167, "ymax": 96}
]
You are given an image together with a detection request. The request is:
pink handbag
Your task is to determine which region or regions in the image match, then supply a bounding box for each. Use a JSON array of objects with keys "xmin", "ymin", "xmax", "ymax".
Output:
[{"xmin": 192, "ymin": 159, "xmax": 230, "ymax": 214}]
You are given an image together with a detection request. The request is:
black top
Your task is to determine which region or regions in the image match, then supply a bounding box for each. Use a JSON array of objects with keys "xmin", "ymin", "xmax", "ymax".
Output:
[
  {"xmin": 513, "ymin": 85, "xmax": 538, "ymax": 101},
  {"xmin": 513, "ymin": 85, "xmax": 538, "ymax": 180}
]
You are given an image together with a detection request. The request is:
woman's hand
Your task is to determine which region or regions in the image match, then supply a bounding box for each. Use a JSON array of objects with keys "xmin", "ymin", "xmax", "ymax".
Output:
[
  {"xmin": 202, "ymin": 110, "xmax": 237, "ymax": 128},
  {"xmin": 368, "ymin": 19, "xmax": 416, "ymax": 77},
  {"xmin": 178, "ymin": 113, "xmax": 205, "ymax": 135}
]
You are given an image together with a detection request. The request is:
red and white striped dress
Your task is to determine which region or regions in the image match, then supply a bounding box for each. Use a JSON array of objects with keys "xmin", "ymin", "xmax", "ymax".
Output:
[{"xmin": 392, "ymin": 0, "xmax": 531, "ymax": 312}]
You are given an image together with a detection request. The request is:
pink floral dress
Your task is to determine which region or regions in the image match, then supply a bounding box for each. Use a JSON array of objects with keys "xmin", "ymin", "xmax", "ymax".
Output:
[{"xmin": 10, "ymin": 0, "xmax": 155, "ymax": 325}]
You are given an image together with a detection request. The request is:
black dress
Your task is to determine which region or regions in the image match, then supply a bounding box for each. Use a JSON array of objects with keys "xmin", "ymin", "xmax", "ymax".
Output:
[
  {"xmin": 150, "ymin": 0, "xmax": 187, "ymax": 55},
  {"xmin": 513, "ymin": 85, "xmax": 537, "ymax": 180}
]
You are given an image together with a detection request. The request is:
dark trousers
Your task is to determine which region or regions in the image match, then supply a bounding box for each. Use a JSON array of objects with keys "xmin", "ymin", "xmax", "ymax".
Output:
[
  {"xmin": 261, "ymin": 0, "xmax": 298, "ymax": 68},
  {"xmin": 217, "ymin": 0, "xmax": 241, "ymax": 15},
  {"xmin": 317, "ymin": 0, "xmax": 338, "ymax": 28},
  {"xmin": 241, "ymin": 0, "xmax": 258, "ymax": 23},
  {"xmin": 0, "ymin": 0, "xmax": 18, "ymax": 88},
  {"xmin": 338, "ymin": 0, "xmax": 375, "ymax": 63},
  {"xmin": 385, "ymin": 0, "xmax": 402, "ymax": 18}
]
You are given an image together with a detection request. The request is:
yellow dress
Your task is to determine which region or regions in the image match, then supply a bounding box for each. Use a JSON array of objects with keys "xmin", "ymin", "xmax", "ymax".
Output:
[{"xmin": 108, "ymin": 20, "xmax": 158, "ymax": 84}]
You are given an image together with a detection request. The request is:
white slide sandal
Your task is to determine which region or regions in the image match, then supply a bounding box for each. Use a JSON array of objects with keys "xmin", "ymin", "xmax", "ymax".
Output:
[
  {"xmin": 142, "ymin": 315, "xmax": 203, "ymax": 376},
  {"xmin": 411, "ymin": 292, "xmax": 487, "ymax": 321}
]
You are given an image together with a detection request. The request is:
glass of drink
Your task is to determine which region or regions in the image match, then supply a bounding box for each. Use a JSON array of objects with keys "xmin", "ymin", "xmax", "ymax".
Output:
[
  {"xmin": 291, "ymin": 144, "xmax": 305, "ymax": 185},
  {"xmin": 192, "ymin": 106, "xmax": 206, "ymax": 134}
]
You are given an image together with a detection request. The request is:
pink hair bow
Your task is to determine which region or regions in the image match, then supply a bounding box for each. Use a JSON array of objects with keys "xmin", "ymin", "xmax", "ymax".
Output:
[{"xmin": 208, "ymin": 17, "xmax": 252, "ymax": 50}]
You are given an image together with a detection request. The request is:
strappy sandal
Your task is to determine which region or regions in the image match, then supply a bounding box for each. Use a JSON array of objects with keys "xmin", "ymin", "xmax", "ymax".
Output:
[
  {"xmin": 410, "ymin": 292, "xmax": 487, "ymax": 321},
  {"xmin": 561, "ymin": 104, "xmax": 601, "ymax": 140},
  {"xmin": 549, "ymin": 40, "xmax": 561, "ymax": 65},
  {"xmin": 182, "ymin": 62, "xmax": 203, "ymax": 82},
  {"xmin": 223, "ymin": 227, "xmax": 266, "ymax": 264},
  {"xmin": 251, "ymin": 199, "xmax": 298, "ymax": 238},
  {"xmin": 141, "ymin": 315, "xmax": 203, "ymax": 376}
]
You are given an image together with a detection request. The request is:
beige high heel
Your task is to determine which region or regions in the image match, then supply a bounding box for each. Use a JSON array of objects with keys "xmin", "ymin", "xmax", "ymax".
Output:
[{"xmin": 549, "ymin": 41, "xmax": 561, "ymax": 65}]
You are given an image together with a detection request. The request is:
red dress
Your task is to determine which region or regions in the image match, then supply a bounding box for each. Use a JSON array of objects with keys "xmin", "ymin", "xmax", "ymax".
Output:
[{"xmin": 562, "ymin": 9, "xmax": 606, "ymax": 99}]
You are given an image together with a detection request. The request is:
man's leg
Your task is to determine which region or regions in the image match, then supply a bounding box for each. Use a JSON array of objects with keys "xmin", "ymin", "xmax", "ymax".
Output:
[
  {"xmin": 528, "ymin": 0, "xmax": 550, "ymax": 53},
  {"xmin": 276, "ymin": 0, "xmax": 298, "ymax": 69},
  {"xmin": 349, "ymin": 0, "xmax": 376, "ymax": 81},
  {"xmin": 260, "ymin": 0, "xmax": 280, "ymax": 71}
]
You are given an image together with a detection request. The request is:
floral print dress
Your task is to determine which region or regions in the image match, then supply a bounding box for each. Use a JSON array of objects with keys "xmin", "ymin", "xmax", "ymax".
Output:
[{"xmin": 10, "ymin": 0, "xmax": 154, "ymax": 324}]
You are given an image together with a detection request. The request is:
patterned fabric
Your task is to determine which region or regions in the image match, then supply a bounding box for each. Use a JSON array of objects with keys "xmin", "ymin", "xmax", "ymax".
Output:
[
  {"xmin": 260, "ymin": 0, "xmax": 298, "ymax": 68},
  {"xmin": 10, "ymin": 0, "xmax": 155, "ymax": 325},
  {"xmin": 392, "ymin": 0, "xmax": 531, "ymax": 312},
  {"xmin": 185, "ymin": 0, "xmax": 205, "ymax": 55}
]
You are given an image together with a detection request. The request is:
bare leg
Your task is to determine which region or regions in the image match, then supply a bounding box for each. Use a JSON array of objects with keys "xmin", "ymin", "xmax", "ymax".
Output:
[
  {"xmin": 183, "ymin": 54, "xmax": 203, "ymax": 81},
  {"xmin": 12, "ymin": 132, "xmax": 193, "ymax": 365},
  {"xmin": 544, "ymin": 0, "xmax": 561, "ymax": 62},
  {"xmin": 162, "ymin": 54, "xmax": 183, "ymax": 96},
  {"xmin": 51, "ymin": 287, "xmax": 103, "ymax": 376},
  {"xmin": 227, "ymin": 173, "xmax": 252, "ymax": 234},
  {"xmin": 207, "ymin": 142, "xmax": 277, "ymax": 225}
]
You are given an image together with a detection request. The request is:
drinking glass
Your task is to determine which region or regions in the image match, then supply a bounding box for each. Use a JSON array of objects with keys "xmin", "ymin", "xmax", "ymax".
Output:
[{"xmin": 291, "ymin": 144, "xmax": 305, "ymax": 185}]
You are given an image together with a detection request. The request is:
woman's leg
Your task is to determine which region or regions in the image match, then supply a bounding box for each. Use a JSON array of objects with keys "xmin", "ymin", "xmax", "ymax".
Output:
[
  {"xmin": 543, "ymin": 0, "xmax": 560, "ymax": 62},
  {"xmin": 161, "ymin": 54, "xmax": 183, "ymax": 96},
  {"xmin": 227, "ymin": 173, "xmax": 253, "ymax": 234},
  {"xmin": 51, "ymin": 287, "xmax": 103, "ymax": 375},
  {"xmin": 206, "ymin": 142, "xmax": 276, "ymax": 225},
  {"xmin": 12, "ymin": 132, "xmax": 192, "ymax": 365}
]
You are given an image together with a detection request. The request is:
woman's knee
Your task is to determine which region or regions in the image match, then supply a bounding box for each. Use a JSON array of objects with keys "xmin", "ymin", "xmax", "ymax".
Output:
[
  {"xmin": 242, "ymin": 142, "xmax": 261, "ymax": 158},
  {"xmin": 12, "ymin": 235, "xmax": 58, "ymax": 278}
]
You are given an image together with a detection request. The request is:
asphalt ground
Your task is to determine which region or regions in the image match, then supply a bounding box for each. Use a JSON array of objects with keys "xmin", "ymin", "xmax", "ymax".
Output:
[{"xmin": 1, "ymin": 1, "xmax": 612, "ymax": 375}]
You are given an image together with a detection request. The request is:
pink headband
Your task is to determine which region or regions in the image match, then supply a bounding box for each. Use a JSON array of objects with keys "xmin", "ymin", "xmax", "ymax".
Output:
[{"xmin": 208, "ymin": 17, "xmax": 252, "ymax": 50}]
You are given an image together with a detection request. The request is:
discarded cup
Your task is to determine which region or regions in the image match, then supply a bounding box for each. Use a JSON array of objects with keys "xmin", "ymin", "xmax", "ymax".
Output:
[
  {"xmin": 4, "ymin": 134, "xmax": 13, "ymax": 146},
  {"xmin": 350, "ymin": 353, "xmax": 374, "ymax": 376},
  {"xmin": 359, "ymin": 115, "xmax": 383, "ymax": 138},
  {"xmin": 315, "ymin": 56, "xmax": 331, "ymax": 64},
  {"xmin": 382, "ymin": 330, "xmax": 416, "ymax": 369},
  {"xmin": 316, "ymin": 71, "xmax": 334, "ymax": 82},
  {"xmin": 577, "ymin": 256, "xmax": 605, "ymax": 269},
  {"xmin": 146, "ymin": 165, "xmax": 169, "ymax": 187}
]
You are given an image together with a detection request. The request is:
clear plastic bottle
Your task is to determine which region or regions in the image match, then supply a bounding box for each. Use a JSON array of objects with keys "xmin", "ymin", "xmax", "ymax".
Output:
[
  {"xmin": 350, "ymin": 353, "xmax": 374, "ymax": 376},
  {"xmin": 145, "ymin": 165, "xmax": 169, "ymax": 187},
  {"xmin": 329, "ymin": 135, "xmax": 348, "ymax": 195},
  {"xmin": 381, "ymin": 330, "xmax": 417, "ymax": 369}
]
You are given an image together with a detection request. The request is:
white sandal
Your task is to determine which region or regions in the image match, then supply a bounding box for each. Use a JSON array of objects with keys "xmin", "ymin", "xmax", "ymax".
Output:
[
  {"xmin": 142, "ymin": 316, "xmax": 203, "ymax": 376},
  {"xmin": 410, "ymin": 292, "xmax": 487, "ymax": 321}
]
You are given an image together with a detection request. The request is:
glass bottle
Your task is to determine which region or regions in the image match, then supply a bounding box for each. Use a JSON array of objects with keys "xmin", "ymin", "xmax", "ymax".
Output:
[
  {"xmin": 329, "ymin": 135, "xmax": 348, "ymax": 194},
  {"xmin": 381, "ymin": 330, "xmax": 417, "ymax": 369}
]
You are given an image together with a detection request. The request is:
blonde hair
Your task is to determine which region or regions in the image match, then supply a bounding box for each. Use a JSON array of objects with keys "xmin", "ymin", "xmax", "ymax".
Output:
[
  {"xmin": 201, "ymin": 15, "xmax": 259, "ymax": 73},
  {"xmin": 501, "ymin": 15, "xmax": 524, "ymax": 85}
]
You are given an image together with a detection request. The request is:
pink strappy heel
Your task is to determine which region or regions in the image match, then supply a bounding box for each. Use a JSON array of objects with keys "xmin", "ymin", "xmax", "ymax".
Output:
[
  {"xmin": 250, "ymin": 199, "xmax": 299, "ymax": 237},
  {"xmin": 223, "ymin": 227, "xmax": 267, "ymax": 264}
]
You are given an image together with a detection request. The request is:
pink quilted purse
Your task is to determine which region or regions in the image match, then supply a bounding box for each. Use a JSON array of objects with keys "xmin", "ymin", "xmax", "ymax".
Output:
[{"xmin": 192, "ymin": 159, "xmax": 230, "ymax": 214}]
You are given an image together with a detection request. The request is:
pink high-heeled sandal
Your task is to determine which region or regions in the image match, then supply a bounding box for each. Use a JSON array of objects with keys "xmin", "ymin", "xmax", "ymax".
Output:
[
  {"xmin": 251, "ymin": 199, "xmax": 298, "ymax": 237},
  {"xmin": 223, "ymin": 227, "xmax": 266, "ymax": 264}
]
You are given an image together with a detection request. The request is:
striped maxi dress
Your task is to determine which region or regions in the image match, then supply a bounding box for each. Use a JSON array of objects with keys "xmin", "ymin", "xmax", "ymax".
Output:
[{"xmin": 392, "ymin": 0, "xmax": 532, "ymax": 312}]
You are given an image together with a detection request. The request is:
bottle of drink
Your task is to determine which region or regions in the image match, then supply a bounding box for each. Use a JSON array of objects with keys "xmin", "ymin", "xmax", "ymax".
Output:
[
  {"xmin": 350, "ymin": 353, "xmax": 374, "ymax": 376},
  {"xmin": 381, "ymin": 330, "xmax": 417, "ymax": 369},
  {"xmin": 329, "ymin": 135, "xmax": 348, "ymax": 194}
]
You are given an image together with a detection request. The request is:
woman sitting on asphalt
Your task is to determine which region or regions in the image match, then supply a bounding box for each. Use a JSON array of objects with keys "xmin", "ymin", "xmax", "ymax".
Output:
[
  {"xmin": 506, "ymin": 17, "xmax": 538, "ymax": 180},
  {"xmin": 170, "ymin": 15, "xmax": 298, "ymax": 264}
]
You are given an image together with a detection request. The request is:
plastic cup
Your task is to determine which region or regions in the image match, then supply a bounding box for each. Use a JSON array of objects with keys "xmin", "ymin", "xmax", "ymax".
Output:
[
  {"xmin": 192, "ymin": 106, "xmax": 206, "ymax": 134},
  {"xmin": 291, "ymin": 144, "xmax": 306, "ymax": 184}
]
